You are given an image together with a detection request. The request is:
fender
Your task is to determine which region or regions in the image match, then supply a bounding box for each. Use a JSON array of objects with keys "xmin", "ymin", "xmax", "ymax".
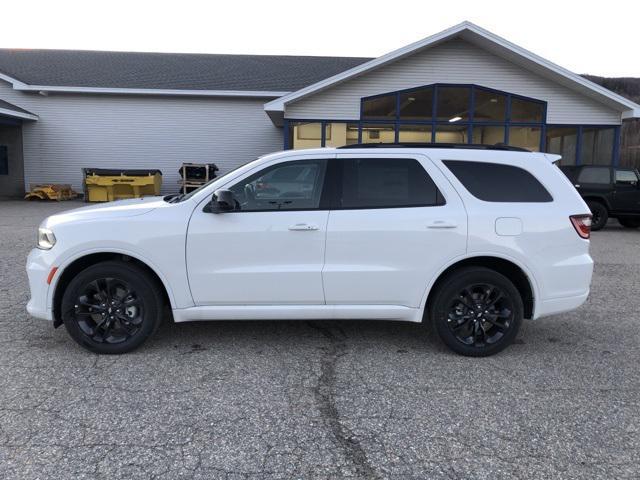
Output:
[
  {"xmin": 47, "ymin": 247, "xmax": 182, "ymax": 312},
  {"xmin": 417, "ymin": 251, "xmax": 541, "ymax": 316}
]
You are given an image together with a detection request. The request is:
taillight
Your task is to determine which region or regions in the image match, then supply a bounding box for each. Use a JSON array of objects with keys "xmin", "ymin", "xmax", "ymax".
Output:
[{"xmin": 570, "ymin": 214, "xmax": 592, "ymax": 239}]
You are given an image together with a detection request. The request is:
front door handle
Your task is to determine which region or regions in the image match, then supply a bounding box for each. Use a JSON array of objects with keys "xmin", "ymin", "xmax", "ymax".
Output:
[
  {"xmin": 288, "ymin": 223, "xmax": 319, "ymax": 231},
  {"xmin": 427, "ymin": 220, "xmax": 457, "ymax": 229}
]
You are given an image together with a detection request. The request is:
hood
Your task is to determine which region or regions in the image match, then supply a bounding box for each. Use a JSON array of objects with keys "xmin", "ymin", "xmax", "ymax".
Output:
[{"xmin": 43, "ymin": 196, "xmax": 166, "ymax": 228}]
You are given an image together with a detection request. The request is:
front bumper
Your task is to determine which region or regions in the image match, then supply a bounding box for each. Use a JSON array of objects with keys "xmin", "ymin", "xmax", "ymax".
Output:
[{"xmin": 26, "ymin": 248, "xmax": 54, "ymax": 321}]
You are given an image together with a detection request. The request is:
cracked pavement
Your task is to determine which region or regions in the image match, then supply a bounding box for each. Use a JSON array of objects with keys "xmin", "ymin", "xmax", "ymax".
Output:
[{"xmin": 1, "ymin": 199, "xmax": 639, "ymax": 479}]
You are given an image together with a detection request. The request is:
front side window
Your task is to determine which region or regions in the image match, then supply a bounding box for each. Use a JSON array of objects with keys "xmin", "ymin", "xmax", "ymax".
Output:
[
  {"xmin": 615, "ymin": 169, "xmax": 639, "ymax": 184},
  {"xmin": 443, "ymin": 160, "xmax": 553, "ymax": 202},
  {"xmin": 339, "ymin": 158, "xmax": 443, "ymax": 209},
  {"xmin": 228, "ymin": 159, "xmax": 328, "ymax": 211}
]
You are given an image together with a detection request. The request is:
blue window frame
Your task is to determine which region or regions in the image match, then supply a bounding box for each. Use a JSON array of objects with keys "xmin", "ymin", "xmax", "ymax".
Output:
[{"xmin": 284, "ymin": 83, "xmax": 621, "ymax": 165}]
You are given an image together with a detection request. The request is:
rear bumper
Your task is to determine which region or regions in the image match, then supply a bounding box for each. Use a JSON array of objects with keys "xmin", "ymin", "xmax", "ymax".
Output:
[{"xmin": 534, "ymin": 290, "xmax": 590, "ymax": 319}]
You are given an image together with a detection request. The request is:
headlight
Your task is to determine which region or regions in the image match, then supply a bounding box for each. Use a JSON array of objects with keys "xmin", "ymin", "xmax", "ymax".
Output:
[{"xmin": 37, "ymin": 227, "xmax": 56, "ymax": 250}]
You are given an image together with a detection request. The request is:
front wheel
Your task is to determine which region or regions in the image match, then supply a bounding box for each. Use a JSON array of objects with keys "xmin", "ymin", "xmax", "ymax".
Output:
[
  {"xmin": 429, "ymin": 267, "xmax": 523, "ymax": 357},
  {"xmin": 618, "ymin": 217, "xmax": 640, "ymax": 229},
  {"xmin": 61, "ymin": 261, "xmax": 164, "ymax": 354}
]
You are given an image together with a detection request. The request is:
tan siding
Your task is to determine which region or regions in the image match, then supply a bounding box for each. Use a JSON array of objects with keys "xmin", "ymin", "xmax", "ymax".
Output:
[
  {"xmin": 0, "ymin": 81, "xmax": 282, "ymax": 194},
  {"xmin": 286, "ymin": 39, "xmax": 622, "ymax": 125}
]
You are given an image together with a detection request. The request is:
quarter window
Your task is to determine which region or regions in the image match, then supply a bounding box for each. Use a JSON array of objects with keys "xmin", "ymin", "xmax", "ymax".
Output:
[
  {"xmin": 443, "ymin": 160, "xmax": 553, "ymax": 202},
  {"xmin": 339, "ymin": 158, "xmax": 443, "ymax": 209},
  {"xmin": 228, "ymin": 159, "xmax": 328, "ymax": 211}
]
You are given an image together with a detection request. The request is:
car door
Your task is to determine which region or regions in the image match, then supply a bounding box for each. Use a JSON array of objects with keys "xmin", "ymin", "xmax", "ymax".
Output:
[
  {"xmin": 612, "ymin": 169, "xmax": 640, "ymax": 212},
  {"xmin": 186, "ymin": 155, "xmax": 331, "ymax": 306},
  {"xmin": 322, "ymin": 153, "xmax": 467, "ymax": 308}
]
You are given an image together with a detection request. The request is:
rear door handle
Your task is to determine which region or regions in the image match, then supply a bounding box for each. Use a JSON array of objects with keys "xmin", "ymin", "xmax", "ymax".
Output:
[
  {"xmin": 288, "ymin": 223, "xmax": 319, "ymax": 231},
  {"xmin": 427, "ymin": 220, "xmax": 457, "ymax": 229}
]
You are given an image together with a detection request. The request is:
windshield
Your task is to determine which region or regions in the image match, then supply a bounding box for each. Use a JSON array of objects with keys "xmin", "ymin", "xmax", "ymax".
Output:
[{"xmin": 168, "ymin": 162, "xmax": 251, "ymax": 203}]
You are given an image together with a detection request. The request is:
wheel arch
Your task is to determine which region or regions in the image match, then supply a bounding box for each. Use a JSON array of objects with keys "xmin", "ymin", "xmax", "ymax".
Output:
[
  {"xmin": 582, "ymin": 195, "xmax": 611, "ymax": 211},
  {"xmin": 423, "ymin": 255, "xmax": 536, "ymax": 321},
  {"xmin": 51, "ymin": 251, "xmax": 174, "ymax": 328}
]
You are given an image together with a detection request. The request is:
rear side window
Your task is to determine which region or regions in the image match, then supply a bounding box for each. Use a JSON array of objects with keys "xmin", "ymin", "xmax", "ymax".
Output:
[
  {"xmin": 577, "ymin": 167, "xmax": 611, "ymax": 185},
  {"xmin": 443, "ymin": 160, "xmax": 553, "ymax": 202},
  {"xmin": 339, "ymin": 158, "xmax": 443, "ymax": 209}
]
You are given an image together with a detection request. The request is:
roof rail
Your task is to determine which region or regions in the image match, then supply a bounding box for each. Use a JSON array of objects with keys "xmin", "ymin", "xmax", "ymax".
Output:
[{"xmin": 337, "ymin": 143, "xmax": 531, "ymax": 152}]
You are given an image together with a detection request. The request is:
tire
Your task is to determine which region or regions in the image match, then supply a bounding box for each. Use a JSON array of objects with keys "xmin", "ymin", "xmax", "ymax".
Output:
[
  {"xmin": 61, "ymin": 261, "xmax": 164, "ymax": 354},
  {"xmin": 587, "ymin": 201, "xmax": 608, "ymax": 231},
  {"xmin": 618, "ymin": 217, "xmax": 640, "ymax": 229},
  {"xmin": 429, "ymin": 267, "xmax": 523, "ymax": 357}
]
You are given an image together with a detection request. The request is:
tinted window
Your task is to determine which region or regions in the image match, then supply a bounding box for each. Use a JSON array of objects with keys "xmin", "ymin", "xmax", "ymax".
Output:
[
  {"xmin": 443, "ymin": 160, "xmax": 553, "ymax": 202},
  {"xmin": 229, "ymin": 159, "xmax": 328, "ymax": 211},
  {"xmin": 339, "ymin": 158, "xmax": 442, "ymax": 209},
  {"xmin": 615, "ymin": 169, "xmax": 639, "ymax": 184},
  {"xmin": 577, "ymin": 167, "xmax": 611, "ymax": 185},
  {"xmin": 0, "ymin": 146, "xmax": 7, "ymax": 175},
  {"xmin": 362, "ymin": 94, "xmax": 397, "ymax": 120}
]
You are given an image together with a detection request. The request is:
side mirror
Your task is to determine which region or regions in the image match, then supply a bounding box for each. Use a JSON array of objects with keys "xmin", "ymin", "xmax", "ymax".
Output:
[{"xmin": 209, "ymin": 190, "xmax": 235, "ymax": 213}]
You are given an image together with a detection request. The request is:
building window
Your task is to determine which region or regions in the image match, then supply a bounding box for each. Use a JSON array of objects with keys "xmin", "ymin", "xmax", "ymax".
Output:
[
  {"xmin": 398, "ymin": 124, "xmax": 432, "ymax": 142},
  {"xmin": 581, "ymin": 127, "xmax": 614, "ymax": 165},
  {"xmin": 545, "ymin": 127, "xmax": 578, "ymax": 165},
  {"xmin": 361, "ymin": 124, "xmax": 395, "ymax": 143},
  {"xmin": 509, "ymin": 126, "xmax": 541, "ymax": 151},
  {"xmin": 399, "ymin": 87, "xmax": 433, "ymax": 120},
  {"xmin": 472, "ymin": 125, "xmax": 505, "ymax": 145},
  {"xmin": 510, "ymin": 97, "xmax": 544, "ymax": 123},
  {"xmin": 435, "ymin": 124, "xmax": 469, "ymax": 143},
  {"xmin": 473, "ymin": 89, "xmax": 507, "ymax": 122},
  {"xmin": 288, "ymin": 122, "xmax": 322, "ymax": 149},
  {"xmin": 323, "ymin": 123, "xmax": 359, "ymax": 148},
  {"xmin": 285, "ymin": 84, "xmax": 620, "ymax": 166},
  {"xmin": 0, "ymin": 146, "xmax": 7, "ymax": 175},
  {"xmin": 436, "ymin": 86, "xmax": 470, "ymax": 122},
  {"xmin": 362, "ymin": 94, "xmax": 396, "ymax": 120}
]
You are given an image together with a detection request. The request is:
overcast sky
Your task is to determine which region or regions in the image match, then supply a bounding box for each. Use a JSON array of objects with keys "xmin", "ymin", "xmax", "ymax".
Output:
[{"xmin": 1, "ymin": 0, "xmax": 638, "ymax": 77}]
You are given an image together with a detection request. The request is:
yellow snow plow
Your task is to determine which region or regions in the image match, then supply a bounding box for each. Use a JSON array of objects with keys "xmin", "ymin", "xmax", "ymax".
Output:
[{"xmin": 25, "ymin": 184, "xmax": 78, "ymax": 201}]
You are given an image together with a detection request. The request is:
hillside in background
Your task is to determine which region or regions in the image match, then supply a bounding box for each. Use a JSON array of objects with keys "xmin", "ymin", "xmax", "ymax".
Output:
[
  {"xmin": 583, "ymin": 75, "xmax": 640, "ymax": 104},
  {"xmin": 582, "ymin": 75, "xmax": 640, "ymax": 168}
]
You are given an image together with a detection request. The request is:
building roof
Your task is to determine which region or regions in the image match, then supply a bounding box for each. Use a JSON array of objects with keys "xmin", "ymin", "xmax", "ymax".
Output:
[
  {"xmin": 0, "ymin": 98, "xmax": 37, "ymax": 120},
  {"xmin": 265, "ymin": 21, "xmax": 640, "ymax": 121},
  {"xmin": 0, "ymin": 49, "xmax": 371, "ymax": 96}
]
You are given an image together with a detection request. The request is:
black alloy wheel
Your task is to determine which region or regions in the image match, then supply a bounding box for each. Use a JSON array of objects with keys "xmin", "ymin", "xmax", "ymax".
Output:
[
  {"xmin": 430, "ymin": 267, "xmax": 523, "ymax": 356},
  {"xmin": 445, "ymin": 284, "xmax": 513, "ymax": 348},
  {"xmin": 61, "ymin": 261, "xmax": 163, "ymax": 354},
  {"xmin": 73, "ymin": 278, "xmax": 143, "ymax": 344}
]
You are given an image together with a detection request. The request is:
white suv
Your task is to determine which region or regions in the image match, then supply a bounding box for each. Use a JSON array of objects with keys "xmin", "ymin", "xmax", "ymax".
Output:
[{"xmin": 26, "ymin": 145, "xmax": 594, "ymax": 357}]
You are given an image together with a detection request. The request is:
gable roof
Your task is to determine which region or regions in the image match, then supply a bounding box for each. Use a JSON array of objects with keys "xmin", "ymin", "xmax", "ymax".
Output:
[
  {"xmin": 0, "ymin": 49, "xmax": 371, "ymax": 97},
  {"xmin": 0, "ymin": 98, "xmax": 37, "ymax": 121},
  {"xmin": 264, "ymin": 21, "xmax": 640, "ymax": 120}
]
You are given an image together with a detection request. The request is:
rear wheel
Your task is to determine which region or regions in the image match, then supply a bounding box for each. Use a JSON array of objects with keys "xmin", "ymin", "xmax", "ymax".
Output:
[
  {"xmin": 61, "ymin": 261, "xmax": 163, "ymax": 354},
  {"xmin": 430, "ymin": 267, "xmax": 523, "ymax": 357},
  {"xmin": 587, "ymin": 201, "xmax": 608, "ymax": 231},
  {"xmin": 618, "ymin": 217, "xmax": 640, "ymax": 229}
]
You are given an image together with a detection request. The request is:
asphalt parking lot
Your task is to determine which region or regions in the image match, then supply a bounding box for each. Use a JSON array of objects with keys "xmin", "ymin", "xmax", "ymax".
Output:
[{"xmin": 1, "ymin": 199, "xmax": 639, "ymax": 480}]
